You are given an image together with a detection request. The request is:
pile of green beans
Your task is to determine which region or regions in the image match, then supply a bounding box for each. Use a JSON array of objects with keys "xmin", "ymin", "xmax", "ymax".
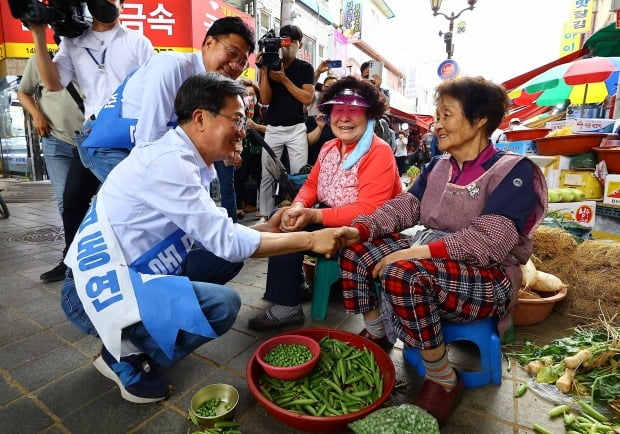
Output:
[
  {"xmin": 263, "ymin": 343, "xmax": 313, "ymax": 367},
  {"xmin": 259, "ymin": 337, "xmax": 384, "ymax": 417},
  {"xmin": 189, "ymin": 421, "xmax": 242, "ymax": 434}
]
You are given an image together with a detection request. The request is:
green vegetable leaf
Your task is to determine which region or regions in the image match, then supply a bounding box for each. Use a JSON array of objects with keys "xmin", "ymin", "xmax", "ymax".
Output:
[
  {"xmin": 536, "ymin": 364, "xmax": 564, "ymax": 384},
  {"xmin": 591, "ymin": 373, "xmax": 620, "ymax": 405}
]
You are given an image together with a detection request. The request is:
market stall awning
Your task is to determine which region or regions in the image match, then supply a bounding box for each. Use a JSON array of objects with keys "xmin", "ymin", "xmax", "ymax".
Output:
[
  {"xmin": 502, "ymin": 48, "xmax": 587, "ymax": 92},
  {"xmin": 584, "ymin": 22, "xmax": 620, "ymax": 57},
  {"xmin": 388, "ymin": 108, "xmax": 434, "ymax": 131}
]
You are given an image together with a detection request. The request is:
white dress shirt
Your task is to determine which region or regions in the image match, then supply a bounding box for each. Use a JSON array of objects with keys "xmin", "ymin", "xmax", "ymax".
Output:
[
  {"xmin": 54, "ymin": 24, "xmax": 153, "ymax": 118},
  {"xmin": 100, "ymin": 127, "xmax": 260, "ymax": 265},
  {"xmin": 121, "ymin": 52, "xmax": 206, "ymax": 144}
]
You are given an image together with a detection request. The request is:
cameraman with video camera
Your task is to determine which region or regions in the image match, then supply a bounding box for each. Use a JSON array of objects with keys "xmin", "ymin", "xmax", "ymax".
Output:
[
  {"xmin": 257, "ymin": 25, "xmax": 314, "ymax": 219},
  {"xmin": 21, "ymin": 0, "xmax": 153, "ymax": 282}
]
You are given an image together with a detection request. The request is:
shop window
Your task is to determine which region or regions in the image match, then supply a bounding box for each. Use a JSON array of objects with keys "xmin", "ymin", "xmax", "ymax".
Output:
[{"xmin": 259, "ymin": 10, "xmax": 271, "ymax": 37}]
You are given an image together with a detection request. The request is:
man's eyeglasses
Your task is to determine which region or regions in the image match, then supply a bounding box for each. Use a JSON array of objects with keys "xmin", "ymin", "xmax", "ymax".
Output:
[
  {"xmin": 209, "ymin": 111, "xmax": 247, "ymax": 132},
  {"xmin": 214, "ymin": 37, "xmax": 249, "ymax": 70}
]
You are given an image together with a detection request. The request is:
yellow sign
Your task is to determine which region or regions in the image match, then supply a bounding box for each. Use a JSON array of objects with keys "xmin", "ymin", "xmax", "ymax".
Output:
[
  {"xmin": 566, "ymin": 0, "xmax": 593, "ymax": 34},
  {"xmin": 240, "ymin": 68, "xmax": 256, "ymax": 80},
  {"xmin": 559, "ymin": 28, "xmax": 580, "ymax": 57},
  {"xmin": 5, "ymin": 43, "xmax": 194, "ymax": 59}
]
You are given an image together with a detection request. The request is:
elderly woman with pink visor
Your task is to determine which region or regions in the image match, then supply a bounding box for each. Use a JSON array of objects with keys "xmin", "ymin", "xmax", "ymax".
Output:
[{"xmin": 248, "ymin": 76, "xmax": 402, "ymax": 330}]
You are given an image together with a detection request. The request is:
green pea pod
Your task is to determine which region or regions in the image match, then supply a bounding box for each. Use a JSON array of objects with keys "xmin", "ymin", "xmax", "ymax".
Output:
[
  {"xmin": 532, "ymin": 423, "xmax": 554, "ymax": 434},
  {"xmin": 187, "ymin": 411, "xmax": 199, "ymax": 426},
  {"xmin": 548, "ymin": 404, "xmax": 568, "ymax": 416},
  {"xmin": 577, "ymin": 400, "xmax": 608, "ymax": 423},
  {"xmin": 213, "ymin": 420, "xmax": 241, "ymax": 428},
  {"xmin": 563, "ymin": 412, "xmax": 576, "ymax": 425},
  {"xmin": 316, "ymin": 402, "xmax": 327, "ymax": 416},
  {"xmin": 324, "ymin": 378, "xmax": 344, "ymax": 395},
  {"xmin": 515, "ymin": 383, "xmax": 528, "ymax": 398}
]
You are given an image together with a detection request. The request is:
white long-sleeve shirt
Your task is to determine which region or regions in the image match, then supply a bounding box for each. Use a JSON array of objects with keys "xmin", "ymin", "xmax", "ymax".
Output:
[
  {"xmin": 54, "ymin": 24, "xmax": 153, "ymax": 118},
  {"xmin": 101, "ymin": 127, "xmax": 261, "ymax": 265},
  {"xmin": 121, "ymin": 51, "xmax": 205, "ymax": 144}
]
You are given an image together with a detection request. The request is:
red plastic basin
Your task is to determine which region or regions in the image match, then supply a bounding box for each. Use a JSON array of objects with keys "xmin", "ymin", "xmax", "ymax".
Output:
[
  {"xmin": 535, "ymin": 134, "xmax": 605, "ymax": 156},
  {"xmin": 505, "ymin": 128, "xmax": 550, "ymax": 142},
  {"xmin": 246, "ymin": 328, "xmax": 396, "ymax": 433}
]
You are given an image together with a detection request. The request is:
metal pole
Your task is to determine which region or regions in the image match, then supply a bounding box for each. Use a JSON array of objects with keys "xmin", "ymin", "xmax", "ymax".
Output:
[{"xmin": 448, "ymin": 17, "xmax": 454, "ymax": 59}]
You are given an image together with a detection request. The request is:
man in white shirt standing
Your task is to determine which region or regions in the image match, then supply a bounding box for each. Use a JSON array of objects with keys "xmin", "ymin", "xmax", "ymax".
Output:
[
  {"xmin": 61, "ymin": 73, "xmax": 339, "ymax": 403},
  {"xmin": 79, "ymin": 16, "xmax": 255, "ymax": 226},
  {"xmin": 27, "ymin": 0, "xmax": 154, "ymax": 282}
]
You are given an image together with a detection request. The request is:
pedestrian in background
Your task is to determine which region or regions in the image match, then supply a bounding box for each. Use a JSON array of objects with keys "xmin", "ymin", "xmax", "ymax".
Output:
[
  {"xmin": 394, "ymin": 130, "xmax": 409, "ymax": 175},
  {"xmin": 257, "ymin": 25, "xmax": 314, "ymax": 220},
  {"xmin": 235, "ymin": 78, "xmax": 266, "ymax": 219},
  {"xmin": 25, "ymin": 0, "xmax": 154, "ymax": 282},
  {"xmin": 17, "ymin": 52, "xmax": 84, "ymax": 234}
]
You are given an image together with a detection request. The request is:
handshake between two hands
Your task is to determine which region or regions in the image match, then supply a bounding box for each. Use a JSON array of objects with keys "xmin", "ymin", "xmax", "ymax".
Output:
[
  {"xmin": 253, "ymin": 207, "xmax": 361, "ymax": 258},
  {"xmin": 309, "ymin": 226, "xmax": 359, "ymax": 259}
]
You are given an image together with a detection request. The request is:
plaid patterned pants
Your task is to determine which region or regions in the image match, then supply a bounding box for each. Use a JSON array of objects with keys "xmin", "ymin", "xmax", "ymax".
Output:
[{"xmin": 340, "ymin": 234, "xmax": 513, "ymax": 349}]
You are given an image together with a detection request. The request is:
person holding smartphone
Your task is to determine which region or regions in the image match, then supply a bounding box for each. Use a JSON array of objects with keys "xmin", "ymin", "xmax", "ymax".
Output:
[
  {"xmin": 306, "ymin": 76, "xmax": 338, "ymax": 165},
  {"xmin": 360, "ymin": 60, "xmax": 390, "ymax": 102},
  {"xmin": 257, "ymin": 25, "xmax": 315, "ymax": 220}
]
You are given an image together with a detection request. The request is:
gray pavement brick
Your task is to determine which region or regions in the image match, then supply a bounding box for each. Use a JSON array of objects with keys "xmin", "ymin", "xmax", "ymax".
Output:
[
  {"xmin": 50, "ymin": 320, "xmax": 90, "ymax": 343},
  {"xmin": 193, "ymin": 329, "xmax": 258, "ymax": 365},
  {"xmin": 0, "ymin": 306, "xmax": 26, "ymax": 324},
  {"xmin": 35, "ymin": 365, "xmax": 115, "ymax": 418},
  {"xmin": 61, "ymin": 391, "xmax": 162, "ymax": 433},
  {"xmin": 163, "ymin": 353, "xmax": 217, "ymax": 400},
  {"xmin": 9, "ymin": 345, "xmax": 91, "ymax": 391},
  {"xmin": 0, "ymin": 318, "xmax": 43, "ymax": 346},
  {"xmin": 133, "ymin": 409, "xmax": 190, "ymax": 434},
  {"xmin": 0, "ymin": 331, "xmax": 64, "ymax": 370},
  {"xmin": 0, "ymin": 376, "xmax": 21, "ymax": 406},
  {"xmin": 0, "ymin": 397, "xmax": 54, "ymax": 433}
]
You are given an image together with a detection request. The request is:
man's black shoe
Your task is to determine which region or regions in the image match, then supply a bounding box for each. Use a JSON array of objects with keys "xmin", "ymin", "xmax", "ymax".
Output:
[{"xmin": 40, "ymin": 262, "xmax": 67, "ymax": 282}]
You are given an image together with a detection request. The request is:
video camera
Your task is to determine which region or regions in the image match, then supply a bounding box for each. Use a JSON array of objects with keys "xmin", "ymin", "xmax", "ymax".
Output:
[
  {"xmin": 7, "ymin": 0, "xmax": 90, "ymax": 38},
  {"xmin": 256, "ymin": 29, "xmax": 291, "ymax": 70}
]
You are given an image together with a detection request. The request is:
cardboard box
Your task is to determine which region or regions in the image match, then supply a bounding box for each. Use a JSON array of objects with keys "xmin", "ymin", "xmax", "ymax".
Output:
[
  {"xmin": 559, "ymin": 169, "xmax": 604, "ymax": 199},
  {"xmin": 573, "ymin": 118, "xmax": 616, "ymax": 134},
  {"xmin": 547, "ymin": 200, "xmax": 596, "ymax": 228},
  {"xmin": 529, "ymin": 155, "xmax": 571, "ymax": 189},
  {"xmin": 496, "ymin": 140, "xmax": 536, "ymax": 155},
  {"xmin": 603, "ymin": 174, "xmax": 620, "ymax": 205},
  {"xmin": 545, "ymin": 120, "xmax": 569, "ymax": 131}
]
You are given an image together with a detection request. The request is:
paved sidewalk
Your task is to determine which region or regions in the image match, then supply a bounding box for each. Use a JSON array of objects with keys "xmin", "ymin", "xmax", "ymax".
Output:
[{"xmin": 0, "ymin": 198, "xmax": 579, "ymax": 434}]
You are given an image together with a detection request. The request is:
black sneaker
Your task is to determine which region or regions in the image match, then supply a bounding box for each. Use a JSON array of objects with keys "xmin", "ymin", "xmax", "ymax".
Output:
[
  {"xmin": 93, "ymin": 346, "xmax": 172, "ymax": 404},
  {"xmin": 40, "ymin": 262, "xmax": 67, "ymax": 282}
]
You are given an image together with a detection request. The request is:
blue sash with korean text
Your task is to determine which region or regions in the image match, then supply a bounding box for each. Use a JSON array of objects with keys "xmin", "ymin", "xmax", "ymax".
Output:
[
  {"xmin": 81, "ymin": 70, "xmax": 177, "ymax": 151},
  {"xmin": 64, "ymin": 197, "xmax": 217, "ymax": 361}
]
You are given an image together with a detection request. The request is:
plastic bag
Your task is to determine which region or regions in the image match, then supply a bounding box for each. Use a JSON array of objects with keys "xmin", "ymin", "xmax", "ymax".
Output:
[{"xmin": 349, "ymin": 404, "xmax": 439, "ymax": 434}]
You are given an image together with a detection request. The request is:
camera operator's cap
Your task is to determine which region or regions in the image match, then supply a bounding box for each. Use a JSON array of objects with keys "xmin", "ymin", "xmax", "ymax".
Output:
[{"xmin": 318, "ymin": 88, "xmax": 370, "ymax": 108}]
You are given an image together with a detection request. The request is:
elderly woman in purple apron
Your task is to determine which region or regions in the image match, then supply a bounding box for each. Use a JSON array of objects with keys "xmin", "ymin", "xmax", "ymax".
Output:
[{"xmin": 331, "ymin": 76, "xmax": 547, "ymax": 424}]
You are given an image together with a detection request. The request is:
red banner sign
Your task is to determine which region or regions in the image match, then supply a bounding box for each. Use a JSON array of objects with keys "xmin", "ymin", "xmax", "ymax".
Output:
[{"xmin": 0, "ymin": 0, "xmax": 255, "ymax": 58}]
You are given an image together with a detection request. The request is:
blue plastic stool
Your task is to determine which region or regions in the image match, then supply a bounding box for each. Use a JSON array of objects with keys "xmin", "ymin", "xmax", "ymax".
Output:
[
  {"xmin": 402, "ymin": 317, "xmax": 502, "ymax": 388},
  {"xmin": 310, "ymin": 256, "xmax": 341, "ymax": 320}
]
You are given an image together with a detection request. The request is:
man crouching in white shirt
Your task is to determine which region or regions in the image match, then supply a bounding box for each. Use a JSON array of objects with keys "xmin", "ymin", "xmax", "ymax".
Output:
[{"xmin": 60, "ymin": 72, "xmax": 341, "ymax": 404}]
